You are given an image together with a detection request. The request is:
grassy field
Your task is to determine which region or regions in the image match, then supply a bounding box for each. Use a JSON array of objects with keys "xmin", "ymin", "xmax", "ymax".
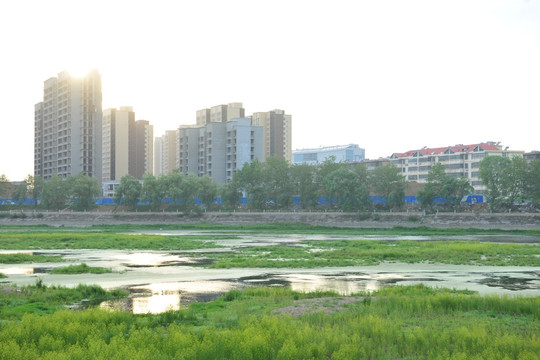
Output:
[
  {"xmin": 0, "ymin": 285, "xmax": 538, "ymax": 359},
  {"xmin": 0, "ymin": 253, "xmax": 63, "ymax": 264},
  {"xmin": 0, "ymin": 282, "xmax": 128, "ymax": 320},
  {"xmin": 0, "ymin": 225, "xmax": 538, "ymax": 268},
  {"xmin": 0, "ymin": 231, "xmax": 226, "ymax": 250},
  {"xmin": 0, "ymin": 224, "xmax": 539, "ymax": 359},
  {"xmin": 208, "ymin": 239, "xmax": 540, "ymax": 268}
]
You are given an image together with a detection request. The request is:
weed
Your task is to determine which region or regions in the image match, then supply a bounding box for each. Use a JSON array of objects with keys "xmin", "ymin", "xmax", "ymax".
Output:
[{"xmin": 50, "ymin": 263, "xmax": 112, "ymax": 274}]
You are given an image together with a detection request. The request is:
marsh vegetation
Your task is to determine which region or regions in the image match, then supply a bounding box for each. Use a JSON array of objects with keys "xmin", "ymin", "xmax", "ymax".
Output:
[
  {"xmin": 0, "ymin": 224, "xmax": 538, "ymax": 358},
  {"xmin": 0, "ymin": 285, "xmax": 538, "ymax": 359}
]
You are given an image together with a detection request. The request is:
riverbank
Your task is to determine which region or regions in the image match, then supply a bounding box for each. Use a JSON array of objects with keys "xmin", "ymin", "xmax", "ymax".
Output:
[{"xmin": 1, "ymin": 210, "xmax": 539, "ymax": 230}]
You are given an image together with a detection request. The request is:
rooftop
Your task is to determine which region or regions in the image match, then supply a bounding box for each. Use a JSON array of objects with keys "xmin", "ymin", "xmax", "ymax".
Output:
[{"xmin": 391, "ymin": 142, "xmax": 502, "ymax": 158}]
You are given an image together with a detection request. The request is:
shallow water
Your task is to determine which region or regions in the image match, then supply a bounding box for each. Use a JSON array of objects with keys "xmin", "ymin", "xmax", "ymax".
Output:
[{"xmin": 1, "ymin": 231, "xmax": 539, "ymax": 314}]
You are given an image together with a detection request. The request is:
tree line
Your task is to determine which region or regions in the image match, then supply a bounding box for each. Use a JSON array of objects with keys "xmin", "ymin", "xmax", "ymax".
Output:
[{"xmin": 1, "ymin": 155, "xmax": 539, "ymax": 212}]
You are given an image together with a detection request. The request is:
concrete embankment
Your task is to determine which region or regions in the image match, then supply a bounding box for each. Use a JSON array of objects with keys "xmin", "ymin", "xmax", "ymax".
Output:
[{"xmin": 1, "ymin": 211, "xmax": 539, "ymax": 230}]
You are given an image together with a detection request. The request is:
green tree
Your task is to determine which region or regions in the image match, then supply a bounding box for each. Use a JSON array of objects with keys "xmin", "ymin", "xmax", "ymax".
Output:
[
  {"xmin": 290, "ymin": 164, "xmax": 318, "ymax": 209},
  {"xmin": 478, "ymin": 156, "xmax": 526, "ymax": 210},
  {"xmin": 114, "ymin": 175, "xmax": 142, "ymax": 209},
  {"xmin": 180, "ymin": 173, "xmax": 201, "ymax": 211},
  {"xmin": 12, "ymin": 183, "xmax": 28, "ymax": 204},
  {"xmin": 41, "ymin": 175, "xmax": 70, "ymax": 210},
  {"xmin": 161, "ymin": 170, "xmax": 184, "ymax": 204},
  {"xmin": 235, "ymin": 159, "xmax": 265, "ymax": 210},
  {"xmin": 31, "ymin": 176, "xmax": 45, "ymax": 208},
  {"xmin": 220, "ymin": 180, "xmax": 242, "ymax": 210},
  {"xmin": 263, "ymin": 155, "xmax": 293, "ymax": 209},
  {"xmin": 507, "ymin": 157, "xmax": 528, "ymax": 202},
  {"xmin": 525, "ymin": 160, "xmax": 540, "ymax": 202},
  {"xmin": 141, "ymin": 173, "xmax": 163, "ymax": 211},
  {"xmin": 0, "ymin": 174, "xmax": 9, "ymax": 198},
  {"xmin": 315, "ymin": 157, "xmax": 345, "ymax": 198},
  {"xmin": 370, "ymin": 164, "xmax": 406, "ymax": 209},
  {"xmin": 197, "ymin": 175, "xmax": 218, "ymax": 210},
  {"xmin": 68, "ymin": 173, "xmax": 100, "ymax": 211},
  {"xmin": 418, "ymin": 163, "xmax": 473, "ymax": 210},
  {"xmin": 322, "ymin": 166, "xmax": 369, "ymax": 211}
]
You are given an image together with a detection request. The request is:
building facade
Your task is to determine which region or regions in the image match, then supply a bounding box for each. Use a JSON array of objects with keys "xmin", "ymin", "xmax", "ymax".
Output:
[
  {"xmin": 133, "ymin": 120, "xmax": 154, "ymax": 178},
  {"xmin": 102, "ymin": 107, "xmax": 153, "ymax": 181},
  {"xmin": 154, "ymin": 130, "xmax": 178, "ymax": 176},
  {"xmin": 196, "ymin": 102, "xmax": 245, "ymax": 126},
  {"xmin": 177, "ymin": 118, "xmax": 263, "ymax": 184},
  {"xmin": 524, "ymin": 151, "xmax": 540, "ymax": 163},
  {"xmin": 292, "ymin": 144, "xmax": 365, "ymax": 165},
  {"xmin": 389, "ymin": 142, "xmax": 524, "ymax": 194},
  {"xmin": 34, "ymin": 70, "xmax": 102, "ymax": 181},
  {"xmin": 250, "ymin": 109, "xmax": 292, "ymax": 162}
]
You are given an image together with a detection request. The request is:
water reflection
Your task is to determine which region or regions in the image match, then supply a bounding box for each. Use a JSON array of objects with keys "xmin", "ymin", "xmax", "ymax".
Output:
[
  {"xmin": 115, "ymin": 253, "xmax": 185, "ymax": 267},
  {"xmin": 0, "ymin": 267, "xmax": 35, "ymax": 275},
  {"xmin": 239, "ymin": 272, "xmax": 437, "ymax": 295},
  {"xmin": 0, "ymin": 251, "xmax": 34, "ymax": 255},
  {"xmin": 101, "ymin": 281, "xmax": 236, "ymax": 314}
]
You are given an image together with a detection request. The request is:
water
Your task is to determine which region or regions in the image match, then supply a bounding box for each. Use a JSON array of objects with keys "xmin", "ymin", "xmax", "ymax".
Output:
[{"xmin": 1, "ymin": 232, "xmax": 539, "ymax": 314}]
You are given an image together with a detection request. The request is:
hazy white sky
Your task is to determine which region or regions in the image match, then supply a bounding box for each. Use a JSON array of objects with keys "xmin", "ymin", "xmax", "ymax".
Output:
[{"xmin": 1, "ymin": 0, "xmax": 539, "ymax": 180}]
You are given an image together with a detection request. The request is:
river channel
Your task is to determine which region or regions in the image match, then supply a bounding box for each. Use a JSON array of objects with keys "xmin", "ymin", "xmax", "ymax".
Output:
[{"xmin": 1, "ymin": 232, "xmax": 539, "ymax": 314}]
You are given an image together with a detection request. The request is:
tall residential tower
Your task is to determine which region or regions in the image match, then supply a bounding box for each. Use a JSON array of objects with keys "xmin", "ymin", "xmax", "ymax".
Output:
[
  {"xmin": 102, "ymin": 106, "xmax": 154, "ymax": 181},
  {"xmin": 34, "ymin": 70, "xmax": 102, "ymax": 180},
  {"xmin": 251, "ymin": 109, "xmax": 292, "ymax": 162}
]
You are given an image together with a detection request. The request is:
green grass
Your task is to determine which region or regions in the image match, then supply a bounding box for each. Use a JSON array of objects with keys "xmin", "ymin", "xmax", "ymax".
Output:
[
  {"xmin": 0, "ymin": 285, "xmax": 538, "ymax": 359},
  {"xmin": 2, "ymin": 222, "xmax": 540, "ymax": 236},
  {"xmin": 0, "ymin": 253, "xmax": 64, "ymax": 264},
  {"xmin": 49, "ymin": 263, "xmax": 113, "ymax": 274},
  {"xmin": 208, "ymin": 240, "xmax": 540, "ymax": 268},
  {"xmin": 0, "ymin": 283, "xmax": 128, "ymax": 320},
  {"xmin": 0, "ymin": 232, "xmax": 225, "ymax": 250}
]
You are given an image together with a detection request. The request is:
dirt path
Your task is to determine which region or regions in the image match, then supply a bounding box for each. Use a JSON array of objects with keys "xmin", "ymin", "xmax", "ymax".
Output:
[{"xmin": 272, "ymin": 296, "xmax": 374, "ymax": 317}]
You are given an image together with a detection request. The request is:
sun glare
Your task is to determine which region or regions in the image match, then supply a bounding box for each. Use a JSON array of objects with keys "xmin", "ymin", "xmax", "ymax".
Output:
[{"xmin": 67, "ymin": 66, "xmax": 92, "ymax": 78}]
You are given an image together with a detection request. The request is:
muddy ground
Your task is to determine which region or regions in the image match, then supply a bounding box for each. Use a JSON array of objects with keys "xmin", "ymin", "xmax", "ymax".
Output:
[{"xmin": 1, "ymin": 211, "xmax": 539, "ymax": 230}]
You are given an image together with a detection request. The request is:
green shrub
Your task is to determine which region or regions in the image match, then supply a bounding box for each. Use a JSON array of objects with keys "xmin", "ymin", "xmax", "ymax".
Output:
[{"xmin": 50, "ymin": 263, "xmax": 112, "ymax": 274}]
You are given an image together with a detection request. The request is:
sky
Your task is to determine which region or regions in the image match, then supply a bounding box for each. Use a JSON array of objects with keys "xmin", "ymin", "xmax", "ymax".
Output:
[{"xmin": 1, "ymin": 0, "xmax": 539, "ymax": 180}]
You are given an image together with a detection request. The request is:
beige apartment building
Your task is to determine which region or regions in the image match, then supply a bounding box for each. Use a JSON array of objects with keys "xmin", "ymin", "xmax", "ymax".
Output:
[
  {"xmin": 102, "ymin": 107, "xmax": 153, "ymax": 181},
  {"xmin": 196, "ymin": 103, "xmax": 245, "ymax": 125},
  {"xmin": 34, "ymin": 70, "xmax": 102, "ymax": 180},
  {"xmin": 154, "ymin": 130, "xmax": 178, "ymax": 176},
  {"xmin": 251, "ymin": 109, "xmax": 292, "ymax": 162},
  {"xmin": 389, "ymin": 142, "xmax": 524, "ymax": 194}
]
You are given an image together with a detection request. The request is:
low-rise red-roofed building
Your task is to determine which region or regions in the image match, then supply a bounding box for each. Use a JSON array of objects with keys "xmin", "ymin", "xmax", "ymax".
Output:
[{"xmin": 389, "ymin": 142, "xmax": 524, "ymax": 194}]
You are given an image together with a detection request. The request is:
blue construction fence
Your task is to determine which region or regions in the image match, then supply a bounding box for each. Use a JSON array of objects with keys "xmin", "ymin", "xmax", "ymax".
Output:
[{"xmin": 2, "ymin": 195, "xmax": 485, "ymax": 206}]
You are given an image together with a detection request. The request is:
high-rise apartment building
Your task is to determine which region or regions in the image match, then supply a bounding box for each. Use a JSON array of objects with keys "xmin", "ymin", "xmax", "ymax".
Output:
[
  {"xmin": 102, "ymin": 107, "xmax": 154, "ymax": 181},
  {"xmin": 178, "ymin": 118, "xmax": 263, "ymax": 184},
  {"xmin": 196, "ymin": 103, "xmax": 245, "ymax": 125},
  {"xmin": 133, "ymin": 120, "xmax": 154, "ymax": 178},
  {"xmin": 154, "ymin": 130, "xmax": 178, "ymax": 176},
  {"xmin": 153, "ymin": 137, "xmax": 163, "ymax": 177},
  {"xmin": 34, "ymin": 70, "xmax": 102, "ymax": 180},
  {"xmin": 250, "ymin": 109, "xmax": 292, "ymax": 162}
]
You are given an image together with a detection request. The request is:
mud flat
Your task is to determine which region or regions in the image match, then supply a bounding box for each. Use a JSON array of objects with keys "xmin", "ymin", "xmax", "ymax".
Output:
[{"xmin": 1, "ymin": 211, "xmax": 540, "ymax": 230}]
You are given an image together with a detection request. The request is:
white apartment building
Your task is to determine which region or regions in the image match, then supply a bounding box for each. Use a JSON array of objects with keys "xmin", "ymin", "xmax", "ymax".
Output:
[
  {"xmin": 34, "ymin": 70, "xmax": 102, "ymax": 181},
  {"xmin": 389, "ymin": 142, "xmax": 524, "ymax": 194}
]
